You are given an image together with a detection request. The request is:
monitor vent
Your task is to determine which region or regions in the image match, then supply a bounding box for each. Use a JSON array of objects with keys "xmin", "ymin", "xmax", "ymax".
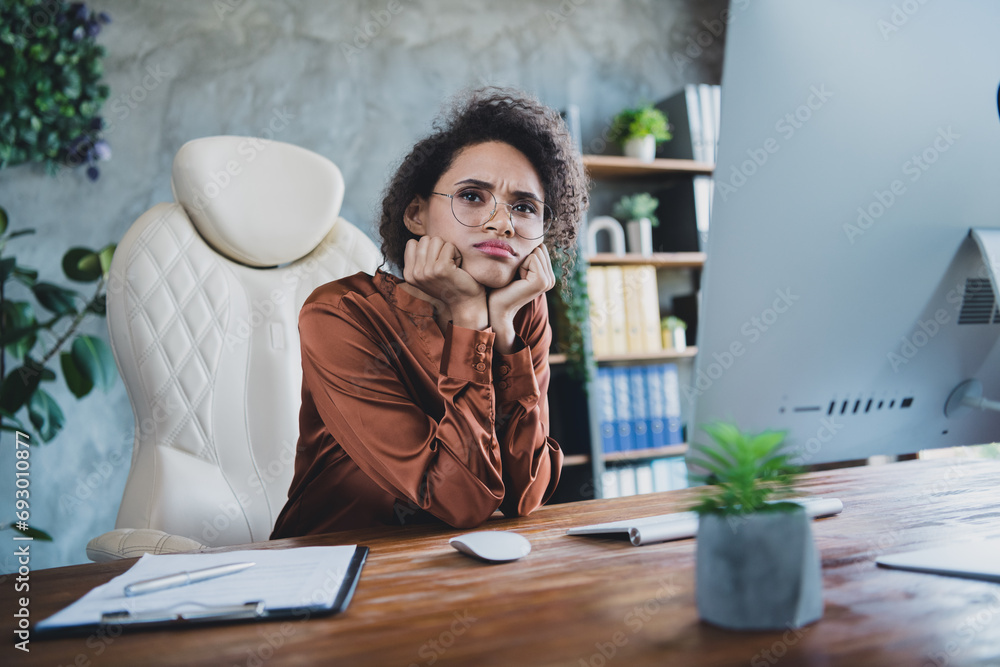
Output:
[{"xmin": 957, "ymin": 278, "xmax": 1000, "ymax": 324}]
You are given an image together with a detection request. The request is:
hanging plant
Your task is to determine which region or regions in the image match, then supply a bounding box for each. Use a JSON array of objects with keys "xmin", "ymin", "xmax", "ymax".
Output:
[
  {"xmin": 0, "ymin": 0, "xmax": 112, "ymax": 180},
  {"xmin": 548, "ymin": 249, "xmax": 593, "ymax": 383}
]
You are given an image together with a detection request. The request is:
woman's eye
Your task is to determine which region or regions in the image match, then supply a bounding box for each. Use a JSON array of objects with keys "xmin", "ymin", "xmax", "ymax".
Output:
[
  {"xmin": 458, "ymin": 189, "xmax": 487, "ymax": 203},
  {"xmin": 514, "ymin": 201, "xmax": 539, "ymax": 215}
]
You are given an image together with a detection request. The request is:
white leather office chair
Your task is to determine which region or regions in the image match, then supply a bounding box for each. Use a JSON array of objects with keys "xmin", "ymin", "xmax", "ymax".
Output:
[{"xmin": 86, "ymin": 136, "xmax": 381, "ymax": 561}]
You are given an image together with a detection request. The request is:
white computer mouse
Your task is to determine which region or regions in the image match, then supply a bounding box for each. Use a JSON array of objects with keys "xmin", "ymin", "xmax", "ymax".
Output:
[{"xmin": 449, "ymin": 531, "xmax": 531, "ymax": 563}]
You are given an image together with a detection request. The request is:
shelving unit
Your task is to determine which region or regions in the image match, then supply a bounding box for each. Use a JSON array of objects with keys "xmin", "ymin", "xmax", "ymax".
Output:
[{"xmin": 574, "ymin": 155, "xmax": 713, "ymax": 497}]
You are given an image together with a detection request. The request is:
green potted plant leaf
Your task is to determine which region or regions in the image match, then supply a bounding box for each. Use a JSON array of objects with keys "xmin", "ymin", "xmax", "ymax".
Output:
[
  {"xmin": 608, "ymin": 105, "xmax": 671, "ymax": 163},
  {"xmin": 1, "ymin": 207, "xmax": 118, "ymax": 445},
  {"xmin": 613, "ymin": 193, "xmax": 659, "ymax": 256},
  {"xmin": 688, "ymin": 422, "xmax": 823, "ymax": 630}
]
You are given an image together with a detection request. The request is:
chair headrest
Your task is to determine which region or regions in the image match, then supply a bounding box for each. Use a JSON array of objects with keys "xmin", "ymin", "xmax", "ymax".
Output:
[{"xmin": 171, "ymin": 136, "xmax": 345, "ymax": 267}]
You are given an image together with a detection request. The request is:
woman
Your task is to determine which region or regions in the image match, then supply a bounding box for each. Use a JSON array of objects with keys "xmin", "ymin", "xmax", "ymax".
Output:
[{"xmin": 271, "ymin": 88, "xmax": 588, "ymax": 537}]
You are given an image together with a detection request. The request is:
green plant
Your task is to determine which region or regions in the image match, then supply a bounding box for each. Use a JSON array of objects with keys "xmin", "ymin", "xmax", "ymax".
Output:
[
  {"xmin": 613, "ymin": 193, "xmax": 660, "ymax": 227},
  {"xmin": 0, "ymin": 206, "xmax": 117, "ymax": 442},
  {"xmin": 548, "ymin": 249, "xmax": 592, "ymax": 383},
  {"xmin": 0, "ymin": 0, "xmax": 112, "ymax": 180},
  {"xmin": 661, "ymin": 315, "xmax": 686, "ymax": 331},
  {"xmin": 608, "ymin": 105, "xmax": 671, "ymax": 145},
  {"xmin": 688, "ymin": 422, "xmax": 803, "ymax": 516}
]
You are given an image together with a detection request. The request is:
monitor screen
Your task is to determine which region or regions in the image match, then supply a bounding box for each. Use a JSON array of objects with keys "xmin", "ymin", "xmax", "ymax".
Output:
[{"xmin": 690, "ymin": 1, "xmax": 1000, "ymax": 464}]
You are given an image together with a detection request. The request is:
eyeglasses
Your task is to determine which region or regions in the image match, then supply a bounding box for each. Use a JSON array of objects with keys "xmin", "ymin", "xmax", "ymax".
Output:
[{"xmin": 431, "ymin": 187, "xmax": 554, "ymax": 240}]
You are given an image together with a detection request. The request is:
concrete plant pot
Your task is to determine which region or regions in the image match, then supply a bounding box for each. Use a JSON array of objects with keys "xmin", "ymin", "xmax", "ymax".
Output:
[
  {"xmin": 696, "ymin": 506, "xmax": 823, "ymax": 630},
  {"xmin": 623, "ymin": 134, "xmax": 656, "ymax": 162},
  {"xmin": 626, "ymin": 217, "xmax": 654, "ymax": 256}
]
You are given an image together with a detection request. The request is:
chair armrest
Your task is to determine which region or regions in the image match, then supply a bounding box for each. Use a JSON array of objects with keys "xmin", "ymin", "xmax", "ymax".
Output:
[{"xmin": 86, "ymin": 528, "xmax": 207, "ymax": 562}]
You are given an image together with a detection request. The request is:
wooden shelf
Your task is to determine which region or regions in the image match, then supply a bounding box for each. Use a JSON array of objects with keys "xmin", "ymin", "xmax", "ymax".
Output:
[
  {"xmin": 604, "ymin": 444, "xmax": 688, "ymax": 463},
  {"xmin": 596, "ymin": 347, "xmax": 697, "ymax": 364},
  {"xmin": 588, "ymin": 252, "xmax": 706, "ymax": 269},
  {"xmin": 563, "ymin": 454, "xmax": 590, "ymax": 467},
  {"xmin": 582, "ymin": 155, "xmax": 714, "ymax": 179},
  {"xmin": 549, "ymin": 347, "xmax": 697, "ymax": 366}
]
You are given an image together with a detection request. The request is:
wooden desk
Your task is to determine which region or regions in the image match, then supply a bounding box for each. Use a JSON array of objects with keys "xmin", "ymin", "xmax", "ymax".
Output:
[{"xmin": 6, "ymin": 458, "xmax": 1000, "ymax": 666}]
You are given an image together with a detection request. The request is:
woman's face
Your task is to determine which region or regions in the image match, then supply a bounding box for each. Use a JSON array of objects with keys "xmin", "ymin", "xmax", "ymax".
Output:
[{"xmin": 404, "ymin": 141, "xmax": 546, "ymax": 289}]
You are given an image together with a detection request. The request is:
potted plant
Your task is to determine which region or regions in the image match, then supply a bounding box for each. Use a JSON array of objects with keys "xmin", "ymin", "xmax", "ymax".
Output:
[
  {"xmin": 608, "ymin": 105, "xmax": 671, "ymax": 163},
  {"xmin": 612, "ymin": 193, "xmax": 659, "ymax": 256},
  {"xmin": 688, "ymin": 422, "xmax": 823, "ymax": 630},
  {"xmin": 660, "ymin": 315, "xmax": 686, "ymax": 351}
]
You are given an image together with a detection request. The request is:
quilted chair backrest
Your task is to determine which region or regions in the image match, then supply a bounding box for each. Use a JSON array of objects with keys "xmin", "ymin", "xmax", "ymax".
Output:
[{"xmin": 107, "ymin": 137, "xmax": 381, "ymax": 547}]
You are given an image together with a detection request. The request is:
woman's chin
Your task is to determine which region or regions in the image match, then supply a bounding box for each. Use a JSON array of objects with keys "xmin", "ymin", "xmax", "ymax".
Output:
[{"xmin": 466, "ymin": 262, "xmax": 517, "ymax": 290}]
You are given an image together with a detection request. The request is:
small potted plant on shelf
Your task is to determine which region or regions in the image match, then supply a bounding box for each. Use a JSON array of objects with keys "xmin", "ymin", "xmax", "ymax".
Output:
[
  {"xmin": 608, "ymin": 105, "xmax": 671, "ymax": 163},
  {"xmin": 688, "ymin": 422, "xmax": 823, "ymax": 631},
  {"xmin": 660, "ymin": 315, "xmax": 686, "ymax": 351},
  {"xmin": 612, "ymin": 192, "xmax": 659, "ymax": 256}
]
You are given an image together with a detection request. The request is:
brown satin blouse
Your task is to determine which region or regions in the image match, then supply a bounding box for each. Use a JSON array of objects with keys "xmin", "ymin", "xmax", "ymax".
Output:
[{"xmin": 270, "ymin": 269, "xmax": 562, "ymax": 537}]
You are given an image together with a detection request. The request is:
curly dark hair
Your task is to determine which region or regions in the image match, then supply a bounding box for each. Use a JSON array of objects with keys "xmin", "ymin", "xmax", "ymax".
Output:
[{"xmin": 376, "ymin": 87, "xmax": 589, "ymax": 292}]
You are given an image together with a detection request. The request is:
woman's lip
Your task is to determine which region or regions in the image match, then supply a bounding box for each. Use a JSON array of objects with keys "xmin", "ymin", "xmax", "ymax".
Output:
[{"xmin": 474, "ymin": 241, "xmax": 516, "ymax": 257}]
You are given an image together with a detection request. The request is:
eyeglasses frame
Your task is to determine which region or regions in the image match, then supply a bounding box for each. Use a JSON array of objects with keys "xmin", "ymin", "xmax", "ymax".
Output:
[{"xmin": 430, "ymin": 189, "xmax": 553, "ymax": 240}]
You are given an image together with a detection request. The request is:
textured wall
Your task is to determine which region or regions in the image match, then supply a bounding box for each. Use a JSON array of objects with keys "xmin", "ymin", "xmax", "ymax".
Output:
[{"xmin": 0, "ymin": 0, "xmax": 725, "ymax": 571}]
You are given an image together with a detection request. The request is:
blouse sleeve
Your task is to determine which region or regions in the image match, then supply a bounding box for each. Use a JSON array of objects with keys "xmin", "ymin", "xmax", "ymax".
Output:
[
  {"xmin": 298, "ymin": 296, "xmax": 507, "ymax": 529},
  {"xmin": 493, "ymin": 294, "xmax": 563, "ymax": 517}
]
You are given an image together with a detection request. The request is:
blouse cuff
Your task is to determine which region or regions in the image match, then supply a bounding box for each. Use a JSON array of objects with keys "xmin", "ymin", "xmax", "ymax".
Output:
[
  {"xmin": 493, "ymin": 338, "xmax": 539, "ymax": 403},
  {"xmin": 440, "ymin": 322, "xmax": 495, "ymax": 385}
]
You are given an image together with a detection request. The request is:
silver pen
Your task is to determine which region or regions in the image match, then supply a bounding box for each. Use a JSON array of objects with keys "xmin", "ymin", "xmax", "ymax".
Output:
[{"xmin": 124, "ymin": 561, "xmax": 256, "ymax": 597}]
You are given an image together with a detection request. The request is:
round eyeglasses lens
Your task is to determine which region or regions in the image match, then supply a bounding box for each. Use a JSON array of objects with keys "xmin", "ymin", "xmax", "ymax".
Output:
[
  {"xmin": 507, "ymin": 199, "xmax": 553, "ymax": 240},
  {"xmin": 450, "ymin": 187, "xmax": 497, "ymax": 228}
]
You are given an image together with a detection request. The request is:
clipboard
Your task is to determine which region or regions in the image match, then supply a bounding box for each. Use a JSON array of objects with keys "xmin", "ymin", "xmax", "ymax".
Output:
[{"xmin": 36, "ymin": 545, "xmax": 368, "ymax": 637}]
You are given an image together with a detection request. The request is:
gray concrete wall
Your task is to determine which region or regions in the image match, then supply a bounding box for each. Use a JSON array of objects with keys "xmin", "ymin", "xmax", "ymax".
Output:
[{"xmin": 0, "ymin": 0, "xmax": 725, "ymax": 572}]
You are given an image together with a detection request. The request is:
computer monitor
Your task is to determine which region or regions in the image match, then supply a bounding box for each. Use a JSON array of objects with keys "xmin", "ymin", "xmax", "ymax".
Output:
[{"xmin": 690, "ymin": 1, "xmax": 1000, "ymax": 464}]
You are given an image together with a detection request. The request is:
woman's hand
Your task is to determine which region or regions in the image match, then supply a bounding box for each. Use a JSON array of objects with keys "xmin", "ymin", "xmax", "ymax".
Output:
[
  {"xmin": 403, "ymin": 237, "xmax": 488, "ymax": 329},
  {"xmin": 488, "ymin": 245, "xmax": 556, "ymax": 354}
]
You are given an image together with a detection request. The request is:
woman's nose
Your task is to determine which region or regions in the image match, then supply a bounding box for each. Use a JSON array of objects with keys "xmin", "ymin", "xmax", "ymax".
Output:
[{"xmin": 484, "ymin": 205, "xmax": 516, "ymax": 236}]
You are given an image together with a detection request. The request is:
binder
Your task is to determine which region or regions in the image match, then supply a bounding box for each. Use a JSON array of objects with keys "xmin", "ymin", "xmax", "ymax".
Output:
[
  {"xmin": 652, "ymin": 177, "xmax": 712, "ymax": 253},
  {"xmin": 622, "ymin": 265, "xmax": 662, "ymax": 354},
  {"xmin": 600, "ymin": 469, "xmax": 620, "ymax": 499},
  {"xmin": 668, "ymin": 457, "xmax": 690, "ymax": 490},
  {"xmin": 651, "ymin": 458, "xmax": 671, "ymax": 492},
  {"xmin": 697, "ymin": 84, "xmax": 716, "ymax": 164},
  {"xmin": 629, "ymin": 366, "xmax": 651, "ymax": 450},
  {"xmin": 36, "ymin": 545, "xmax": 368, "ymax": 636},
  {"xmin": 597, "ymin": 367, "xmax": 616, "ymax": 454},
  {"xmin": 587, "ymin": 266, "xmax": 611, "ymax": 356},
  {"xmin": 622, "ymin": 266, "xmax": 646, "ymax": 354},
  {"xmin": 636, "ymin": 265, "xmax": 662, "ymax": 353},
  {"xmin": 655, "ymin": 84, "xmax": 705, "ymax": 161},
  {"xmin": 663, "ymin": 364, "xmax": 683, "ymax": 445},
  {"xmin": 646, "ymin": 363, "xmax": 667, "ymax": 448},
  {"xmin": 635, "ymin": 464, "xmax": 655, "ymax": 495},
  {"xmin": 611, "ymin": 366, "xmax": 635, "ymax": 451},
  {"xmin": 604, "ymin": 266, "xmax": 628, "ymax": 354},
  {"xmin": 617, "ymin": 466, "xmax": 638, "ymax": 497}
]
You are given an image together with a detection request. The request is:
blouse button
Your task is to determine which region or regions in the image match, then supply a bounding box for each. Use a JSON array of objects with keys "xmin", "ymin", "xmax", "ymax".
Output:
[
  {"xmin": 499, "ymin": 380, "xmax": 509, "ymax": 390},
  {"xmin": 500, "ymin": 366, "xmax": 511, "ymax": 376},
  {"xmin": 476, "ymin": 343, "xmax": 487, "ymax": 352},
  {"xmin": 475, "ymin": 362, "xmax": 486, "ymax": 371}
]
